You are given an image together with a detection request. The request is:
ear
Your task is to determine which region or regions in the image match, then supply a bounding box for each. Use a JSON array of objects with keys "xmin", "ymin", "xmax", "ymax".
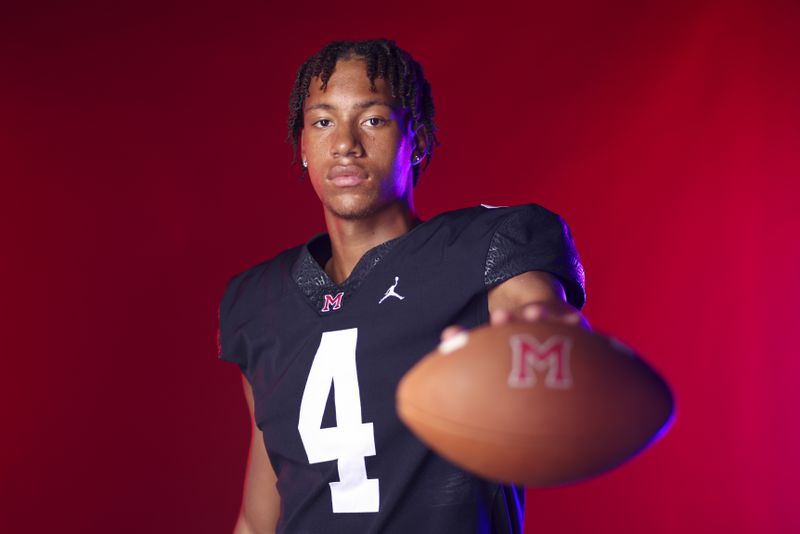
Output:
[{"xmin": 409, "ymin": 121, "xmax": 428, "ymax": 166}]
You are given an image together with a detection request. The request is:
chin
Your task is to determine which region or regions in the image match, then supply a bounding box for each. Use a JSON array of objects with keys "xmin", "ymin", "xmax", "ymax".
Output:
[
  {"xmin": 326, "ymin": 196, "xmax": 387, "ymax": 221},
  {"xmin": 329, "ymin": 204, "xmax": 379, "ymax": 220}
]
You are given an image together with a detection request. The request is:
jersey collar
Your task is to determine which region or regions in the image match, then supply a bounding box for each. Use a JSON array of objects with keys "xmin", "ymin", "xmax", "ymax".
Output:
[{"xmin": 291, "ymin": 232, "xmax": 403, "ymax": 314}]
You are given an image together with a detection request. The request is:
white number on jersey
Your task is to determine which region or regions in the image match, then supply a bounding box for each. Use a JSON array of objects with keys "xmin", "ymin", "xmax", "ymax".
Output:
[{"xmin": 298, "ymin": 328, "xmax": 380, "ymax": 513}]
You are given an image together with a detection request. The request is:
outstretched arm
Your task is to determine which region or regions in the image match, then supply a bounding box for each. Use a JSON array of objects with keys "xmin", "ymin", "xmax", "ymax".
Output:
[
  {"xmin": 442, "ymin": 271, "xmax": 588, "ymax": 342},
  {"xmin": 487, "ymin": 271, "xmax": 589, "ymax": 329}
]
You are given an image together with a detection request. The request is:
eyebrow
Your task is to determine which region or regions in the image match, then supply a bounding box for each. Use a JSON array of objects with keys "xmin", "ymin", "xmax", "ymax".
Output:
[{"xmin": 304, "ymin": 99, "xmax": 396, "ymax": 113}]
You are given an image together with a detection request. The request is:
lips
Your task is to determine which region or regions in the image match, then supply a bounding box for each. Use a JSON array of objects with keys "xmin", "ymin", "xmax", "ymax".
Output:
[{"xmin": 328, "ymin": 165, "xmax": 368, "ymax": 186}]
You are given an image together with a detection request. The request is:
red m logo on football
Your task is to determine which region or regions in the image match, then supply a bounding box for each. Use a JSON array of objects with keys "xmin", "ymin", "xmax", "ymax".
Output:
[
  {"xmin": 321, "ymin": 292, "xmax": 344, "ymax": 312},
  {"xmin": 507, "ymin": 334, "xmax": 573, "ymax": 389}
]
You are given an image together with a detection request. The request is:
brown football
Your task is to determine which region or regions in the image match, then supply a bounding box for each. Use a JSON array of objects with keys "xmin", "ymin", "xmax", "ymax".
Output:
[{"xmin": 396, "ymin": 321, "xmax": 674, "ymax": 487}]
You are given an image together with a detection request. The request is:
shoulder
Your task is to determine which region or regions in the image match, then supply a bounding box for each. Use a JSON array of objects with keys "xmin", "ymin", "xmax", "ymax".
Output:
[
  {"xmin": 475, "ymin": 203, "xmax": 569, "ymax": 227},
  {"xmin": 423, "ymin": 203, "xmax": 569, "ymax": 239},
  {"xmin": 459, "ymin": 203, "xmax": 586, "ymax": 309},
  {"xmin": 432, "ymin": 203, "xmax": 565, "ymax": 223},
  {"xmin": 220, "ymin": 244, "xmax": 305, "ymax": 318}
]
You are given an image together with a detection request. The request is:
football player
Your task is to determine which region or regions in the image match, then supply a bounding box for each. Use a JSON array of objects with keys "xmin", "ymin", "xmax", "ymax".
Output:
[{"xmin": 219, "ymin": 38, "xmax": 586, "ymax": 534}]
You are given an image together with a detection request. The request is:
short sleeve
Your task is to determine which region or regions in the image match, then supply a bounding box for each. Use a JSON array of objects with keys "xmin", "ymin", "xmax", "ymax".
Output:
[
  {"xmin": 483, "ymin": 204, "xmax": 586, "ymax": 309},
  {"xmin": 217, "ymin": 274, "xmax": 248, "ymax": 372}
]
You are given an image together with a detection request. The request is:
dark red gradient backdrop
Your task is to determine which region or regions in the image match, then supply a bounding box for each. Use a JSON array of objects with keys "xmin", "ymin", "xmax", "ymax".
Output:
[{"xmin": 2, "ymin": 1, "xmax": 799, "ymax": 533}]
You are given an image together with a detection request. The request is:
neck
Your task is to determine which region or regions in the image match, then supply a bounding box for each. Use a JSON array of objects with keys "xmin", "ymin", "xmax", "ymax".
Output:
[{"xmin": 323, "ymin": 200, "xmax": 420, "ymax": 284}]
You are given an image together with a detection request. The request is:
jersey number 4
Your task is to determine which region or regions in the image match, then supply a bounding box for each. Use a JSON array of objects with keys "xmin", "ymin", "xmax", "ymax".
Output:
[{"xmin": 298, "ymin": 328, "xmax": 380, "ymax": 513}]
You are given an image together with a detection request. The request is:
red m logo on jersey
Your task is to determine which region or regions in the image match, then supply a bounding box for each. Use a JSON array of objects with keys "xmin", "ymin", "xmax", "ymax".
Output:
[
  {"xmin": 507, "ymin": 334, "xmax": 573, "ymax": 389},
  {"xmin": 321, "ymin": 292, "xmax": 344, "ymax": 312}
]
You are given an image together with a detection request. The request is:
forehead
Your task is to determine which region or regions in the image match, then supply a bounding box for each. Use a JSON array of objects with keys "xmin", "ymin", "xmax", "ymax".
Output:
[{"xmin": 304, "ymin": 58, "xmax": 397, "ymax": 110}]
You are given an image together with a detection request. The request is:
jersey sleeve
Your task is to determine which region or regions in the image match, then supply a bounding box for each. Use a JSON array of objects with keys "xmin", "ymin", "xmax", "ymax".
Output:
[
  {"xmin": 483, "ymin": 204, "xmax": 586, "ymax": 309},
  {"xmin": 217, "ymin": 273, "xmax": 248, "ymax": 373}
]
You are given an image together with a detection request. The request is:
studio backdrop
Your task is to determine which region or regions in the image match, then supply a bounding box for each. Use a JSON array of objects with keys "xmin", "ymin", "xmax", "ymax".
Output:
[{"xmin": 1, "ymin": 1, "xmax": 798, "ymax": 532}]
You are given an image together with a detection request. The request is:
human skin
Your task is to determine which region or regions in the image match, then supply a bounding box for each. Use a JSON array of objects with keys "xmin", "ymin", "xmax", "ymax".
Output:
[
  {"xmin": 231, "ymin": 57, "xmax": 584, "ymax": 534},
  {"xmin": 300, "ymin": 58, "xmax": 425, "ymax": 284}
]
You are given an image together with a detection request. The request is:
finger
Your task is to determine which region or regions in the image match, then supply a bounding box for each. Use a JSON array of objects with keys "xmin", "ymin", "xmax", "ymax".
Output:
[
  {"xmin": 441, "ymin": 325, "xmax": 466, "ymax": 341},
  {"xmin": 521, "ymin": 303, "xmax": 545, "ymax": 321},
  {"xmin": 490, "ymin": 308, "xmax": 511, "ymax": 326}
]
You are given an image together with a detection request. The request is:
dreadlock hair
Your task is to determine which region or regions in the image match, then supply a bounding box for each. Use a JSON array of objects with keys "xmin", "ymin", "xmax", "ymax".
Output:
[{"xmin": 287, "ymin": 38, "xmax": 439, "ymax": 186}]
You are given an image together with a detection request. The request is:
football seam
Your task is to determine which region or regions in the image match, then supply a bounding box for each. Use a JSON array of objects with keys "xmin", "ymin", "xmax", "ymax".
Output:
[{"xmin": 398, "ymin": 399, "xmax": 589, "ymax": 446}]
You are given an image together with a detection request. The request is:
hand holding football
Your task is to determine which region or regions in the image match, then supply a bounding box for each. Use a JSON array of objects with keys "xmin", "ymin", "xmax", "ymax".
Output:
[{"xmin": 397, "ymin": 321, "xmax": 674, "ymax": 487}]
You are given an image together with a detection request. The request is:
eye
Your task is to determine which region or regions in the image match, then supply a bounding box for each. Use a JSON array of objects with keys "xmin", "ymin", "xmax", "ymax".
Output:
[
  {"xmin": 363, "ymin": 117, "xmax": 387, "ymax": 128},
  {"xmin": 313, "ymin": 119, "xmax": 333, "ymax": 128}
]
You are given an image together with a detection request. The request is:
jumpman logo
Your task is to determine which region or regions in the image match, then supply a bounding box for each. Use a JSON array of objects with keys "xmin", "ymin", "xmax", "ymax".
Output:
[{"xmin": 379, "ymin": 276, "xmax": 405, "ymax": 304}]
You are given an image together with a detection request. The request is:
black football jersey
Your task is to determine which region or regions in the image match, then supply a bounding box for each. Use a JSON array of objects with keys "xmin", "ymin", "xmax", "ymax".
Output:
[{"xmin": 219, "ymin": 204, "xmax": 585, "ymax": 534}]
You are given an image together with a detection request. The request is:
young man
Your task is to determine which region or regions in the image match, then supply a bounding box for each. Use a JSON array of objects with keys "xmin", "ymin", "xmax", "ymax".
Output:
[{"xmin": 219, "ymin": 39, "xmax": 586, "ymax": 534}]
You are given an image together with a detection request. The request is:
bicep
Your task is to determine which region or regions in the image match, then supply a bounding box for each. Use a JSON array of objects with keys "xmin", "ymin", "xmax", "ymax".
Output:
[{"xmin": 234, "ymin": 374, "xmax": 281, "ymax": 534}]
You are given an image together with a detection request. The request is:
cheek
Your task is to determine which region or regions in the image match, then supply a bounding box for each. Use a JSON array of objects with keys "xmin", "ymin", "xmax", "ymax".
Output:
[
  {"xmin": 309, "ymin": 176, "xmax": 334, "ymax": 208},
  {"xmin": 304, "ymin": 138, "xmax": 329, "ymax": 179},
  {"xmin": 396, "ymin": 134, "xmax": 413, "ymax": 162},
  {"xmin": 372, "ymin": 131, "xmax": 410, "ymax": 169},
  {"xmin": 375, "ymin": 135, "xmax": 413, "ymax": 197},
  {"xmin": 391, "ymin": 135, "xmax": 413, "ymax": 176},
  {"xmin": 303, "ymin": 130, "xmax": 328, "ymax": 161}
]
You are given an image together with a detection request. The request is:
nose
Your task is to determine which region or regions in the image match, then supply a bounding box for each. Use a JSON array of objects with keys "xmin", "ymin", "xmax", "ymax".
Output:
[{"xmin": 331, "ymin": 121, "xmax": 363, "ymax": 159}]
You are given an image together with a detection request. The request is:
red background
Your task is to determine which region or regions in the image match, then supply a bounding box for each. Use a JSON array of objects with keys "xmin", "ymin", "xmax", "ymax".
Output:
[{"xmin": 2, "ymin": 1, "xmax": 799, "ymax": 532}]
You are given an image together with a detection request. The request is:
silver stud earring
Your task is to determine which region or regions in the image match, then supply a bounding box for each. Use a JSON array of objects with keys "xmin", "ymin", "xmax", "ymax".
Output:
[
  {"xmin": 302, "ymin": 159, "xmax": 308, "ymax": 168},
  {"xmin": 412, "ymin": 154, "xmax": 421, "ymax": 164}
]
